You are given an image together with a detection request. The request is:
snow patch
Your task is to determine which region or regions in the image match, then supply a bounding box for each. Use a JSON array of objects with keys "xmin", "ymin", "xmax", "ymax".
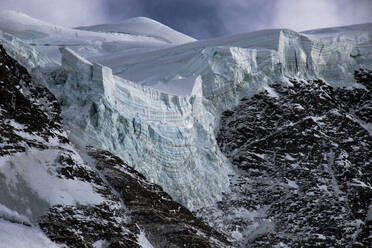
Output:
[
  {"xmin": 93, "ymin": 240, "xmax": 109, "ymax": 248},
  {"xmin": 286, "ymin": 179, "xmax": 299, "ymax": 189},
  {"xmin": 0, "ymin": 219, "xmax": 60, "ymax": 248},
  {"xmin": 367, "ymin": 204, "xmax": 372, "ymax": 221},
  {"xmin": 284, "ymin": 154, "xmax": 296, "ymax": 161},
  {"xmin": 0, "ymin": 149, "xmax": 105, "ymax": 223},
  {"xmin": 138, "ymin": 230, "xmax": 154, "ymax": 248},
  {"xmin": 0, "ymin": 204, "xmax": 30, "ymax": 225}
]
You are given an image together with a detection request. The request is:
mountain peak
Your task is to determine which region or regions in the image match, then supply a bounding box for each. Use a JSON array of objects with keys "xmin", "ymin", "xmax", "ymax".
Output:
[
  {"xmin": 77, "ymin": 16, "xmax": 196, "ymax": 44},
  {"xmin": 119, "ymin": 16, "xmax": 162, "ymax": 25}
]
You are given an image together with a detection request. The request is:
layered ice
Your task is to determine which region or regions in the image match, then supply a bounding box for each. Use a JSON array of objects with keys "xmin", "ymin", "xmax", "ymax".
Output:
[
  {"xmin": 47, "ymin": 47, "xmax": 232, "ymax": 210},
  {"xmin": 1, "ymin": 12, "xmax": 371, "ymax": 210}
]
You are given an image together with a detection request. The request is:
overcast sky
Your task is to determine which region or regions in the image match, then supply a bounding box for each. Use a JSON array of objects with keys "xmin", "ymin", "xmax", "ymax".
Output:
[{"xmin": 2, "ymin": 0, "xmax": 372, "ymax": 39}]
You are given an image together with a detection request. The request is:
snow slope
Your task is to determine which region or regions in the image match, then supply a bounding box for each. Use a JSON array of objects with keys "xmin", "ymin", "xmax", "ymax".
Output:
[
  {"xmin": 0, "ymin": 10, "xmax": 183, "ymax": 64},
  {"xmin": 0, "ymin": 44, "xmax": 125, "ymax": 247},
  {"xmin": 0, "ymin": 219, "xmax": 60, "ymax": 248},
  {"xmin": 77, "ymin": 16, "xmax": 196, "ymax": 45}
]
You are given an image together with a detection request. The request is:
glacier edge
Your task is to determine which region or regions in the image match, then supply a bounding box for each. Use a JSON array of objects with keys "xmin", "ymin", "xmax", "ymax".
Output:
[{"xmin": 1, "ymin": 23, "xmax": 371, "ymax": 210}]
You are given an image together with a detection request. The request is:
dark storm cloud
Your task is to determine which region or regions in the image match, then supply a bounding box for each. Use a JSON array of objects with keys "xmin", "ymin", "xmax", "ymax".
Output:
[
  {"xmin": 105, "ymin": 0, "xmax": 372, "ymax": 39},
  {"xmin": 1, "ymin": 0, "xmax": 372, "ymax": 39},
  {"xmin": 104, "ymin": 0, "xmax": 279, "ymax": 39},
  {"xmin": 106, "ymin": 0, "xmax": 228, "ymax": 39},
  {"xmin": 0, "ymin": 0, "xmax": 107, "ymax": 26},
  {"xmin": 271, "ymin": 0, "xmax": 372, "ymax": 31}
]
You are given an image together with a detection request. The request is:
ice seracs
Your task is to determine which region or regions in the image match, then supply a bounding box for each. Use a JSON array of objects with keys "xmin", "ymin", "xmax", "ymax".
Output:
[{"xmin": 45, "ymin": 22, "xmax": 372, "ymax": 210}]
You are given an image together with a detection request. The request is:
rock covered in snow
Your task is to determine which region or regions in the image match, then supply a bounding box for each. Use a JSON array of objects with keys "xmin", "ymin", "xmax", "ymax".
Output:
[
  {"xmin": 198, "ymin": 71, "xmax": 372, "ymax": 247},
  {"xmin": 87, "ymin": 147, "xmax": 230, "ymax": 248}
]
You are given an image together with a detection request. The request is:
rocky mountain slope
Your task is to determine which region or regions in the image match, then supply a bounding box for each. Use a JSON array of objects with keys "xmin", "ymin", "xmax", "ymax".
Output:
[{"xmin": 198, "ymin": 71, "xmax": 372, "ymax": 247}]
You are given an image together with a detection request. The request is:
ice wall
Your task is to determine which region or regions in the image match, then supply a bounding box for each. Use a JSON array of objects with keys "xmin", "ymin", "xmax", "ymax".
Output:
[
  {"xmin": 48, "ymin": 25, "xmax": 372, "ymax": 210},
  {"xmin": 2, "ymin": 23, "xmax": 371, "ymax": 210},
  {"xmin": 50, "ymin": 48, "xmax": 231, "ymax": 210}
]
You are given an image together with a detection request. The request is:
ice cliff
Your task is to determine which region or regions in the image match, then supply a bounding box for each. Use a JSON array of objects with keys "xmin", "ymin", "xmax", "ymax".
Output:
[
  {"xmin": 45, "ymin": 24, "xmax": 372, "ymax": 210},
  {"xmin": 0, "ymin": 11, "xmax": 371, "ymax": 211},
  {"xmin": 0, "ymin": 10, "xmax": 371, "ymax": 247}
]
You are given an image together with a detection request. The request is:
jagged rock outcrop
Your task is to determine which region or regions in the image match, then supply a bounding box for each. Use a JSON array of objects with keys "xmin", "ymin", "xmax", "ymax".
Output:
[
  {"xmin": 198, "ymin": 70, "xmax": 372, "ymax": 247},
  {"xmin": 0, "ymin": 45, "xmax": 66, "ymax": 156},
  {"xmin": 87, "ymin": 147, "xmax": 231, "ymax": 248}
]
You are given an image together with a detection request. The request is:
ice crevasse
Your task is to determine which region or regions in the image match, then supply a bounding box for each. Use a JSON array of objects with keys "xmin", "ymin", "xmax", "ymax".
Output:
[{"xmin": 1, "ymin": 23, "xmax": 371, "ymax": 210}]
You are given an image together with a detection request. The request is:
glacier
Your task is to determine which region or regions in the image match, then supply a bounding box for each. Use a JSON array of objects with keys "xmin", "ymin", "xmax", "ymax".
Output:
[{"xmin": 0, "ymin": 10, "xmax": 371, "ymax": 210}]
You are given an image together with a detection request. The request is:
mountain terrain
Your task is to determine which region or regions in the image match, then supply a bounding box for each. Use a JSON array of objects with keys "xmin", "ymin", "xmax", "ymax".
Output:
[{"xmin": 0, "ymin": 10, "xmax": 371, "ymax": 248}]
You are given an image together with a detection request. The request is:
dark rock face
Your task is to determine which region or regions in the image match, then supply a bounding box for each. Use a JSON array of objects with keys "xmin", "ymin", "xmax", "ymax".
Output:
[
  {"xmin": 0, "ymin": 45, "xmax": 68, "ymax": 156},
  {"xmin": 199, "ymin": 73, "xmax": 372, "ymax": 247},
  {"xmin": 87, "ymin": 148, "xmax": 231, "ymax": 248},
  {"xmin": 39, "ymin": 204, "xmax": 141, "ymax": 248}
]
